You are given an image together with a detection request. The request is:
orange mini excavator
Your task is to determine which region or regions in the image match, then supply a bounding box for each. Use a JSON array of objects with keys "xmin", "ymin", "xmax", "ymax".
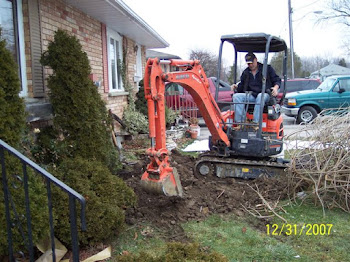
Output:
[{"xmin": 141, "ymin": 33, "xmax": 289, "ymax": 197}]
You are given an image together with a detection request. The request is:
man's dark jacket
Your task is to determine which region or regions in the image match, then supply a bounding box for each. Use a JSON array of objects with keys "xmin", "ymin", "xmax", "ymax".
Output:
[{"xmin": 237, "ymin": 62, "xmax": 281, "ymax": 98}]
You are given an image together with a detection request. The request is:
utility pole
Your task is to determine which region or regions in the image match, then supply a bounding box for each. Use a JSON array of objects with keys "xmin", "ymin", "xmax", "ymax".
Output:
[{"xmin": 288, "ymin": 0, "xmax": 295, "ymax": 79}]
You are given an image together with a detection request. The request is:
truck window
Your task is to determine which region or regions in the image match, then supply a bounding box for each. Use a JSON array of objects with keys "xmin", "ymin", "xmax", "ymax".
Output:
[
  {"xmin": 280, "ymin": 80, "xmax": 320, "ymax": 93},
  {"xmin": 338, "ymin": 79, "xmax": 350, "ymax": 91},
  {"xmin": 303, "ymin": 80, "xmax": 320, "ymax": 90},
  {"xmin": 318, "ymin": 78, "xmax": 336, "ymax": 91},
  {"xmin": 333, "ymin": 82, "xmax": 340, "ymax": 92},
  {"xmin": 285, "ymin": 81, "xmax": 299, "ymax": 92}
]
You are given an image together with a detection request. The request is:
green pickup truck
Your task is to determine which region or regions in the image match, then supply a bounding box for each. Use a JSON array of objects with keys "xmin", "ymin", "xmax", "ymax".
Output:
[{"xmin": 282, "ymin": 75, "xmax": 350, "ymax": 123}]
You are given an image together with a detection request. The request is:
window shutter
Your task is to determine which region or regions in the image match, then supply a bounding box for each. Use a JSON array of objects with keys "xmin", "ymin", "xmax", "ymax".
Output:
[
  {"xmin": 101, "ymin": 24, "xmax": 109, "ymax": 93},
  {"xmin": 28, "ymin": 0, "xmax": 45, "ymax": 97}
]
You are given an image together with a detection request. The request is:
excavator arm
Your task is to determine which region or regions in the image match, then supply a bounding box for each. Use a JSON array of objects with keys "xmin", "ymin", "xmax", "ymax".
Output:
[{"xmin": 141, "ymin": 58, "xmax": 230, "ymax": 197}]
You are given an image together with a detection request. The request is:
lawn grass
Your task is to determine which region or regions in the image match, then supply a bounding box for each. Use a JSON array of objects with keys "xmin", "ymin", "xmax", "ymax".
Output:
[
  {"xmin": 183, "ymin": 214, "xmax": 301, "ymax": 262},
  {"xmin": 110, "ymin": 201, "xmax": 350, "ymax": 262},
  {"xmin": 109, "ymin": 224, "xmax": 166, "ymax": 260},
  {"xmin": 269, "ymin": 200, "xmax": 350, "ymax": 262}
]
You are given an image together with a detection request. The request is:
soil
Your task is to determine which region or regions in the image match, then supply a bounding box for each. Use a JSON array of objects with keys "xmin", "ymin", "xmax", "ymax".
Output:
[{"xmin": 121, "ymin": 147, "xmax": 289, "ymax": 242}]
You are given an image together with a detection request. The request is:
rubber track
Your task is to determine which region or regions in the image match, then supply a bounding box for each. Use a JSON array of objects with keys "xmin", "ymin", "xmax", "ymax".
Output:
[{"xmin": 195, "ymin": 152, "xmax": 288, "ymax": 178}]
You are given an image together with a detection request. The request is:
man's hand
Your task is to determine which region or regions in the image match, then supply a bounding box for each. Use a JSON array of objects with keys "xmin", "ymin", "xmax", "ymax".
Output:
[
  {"xmin": 231, "ymin": 84, "xmax": 238, "ymax": 91},
  {"xmin": 271, "ymin": 85, "xmax": 279, "ymax": 97}
]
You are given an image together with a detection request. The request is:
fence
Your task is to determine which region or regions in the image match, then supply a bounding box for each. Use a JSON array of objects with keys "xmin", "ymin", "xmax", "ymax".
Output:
[
  {"xmin": 0, "ymin": 139, "xmax": 86, "ymax": 262},
  {"xmin": 165, "ymin": 89, "xmax": 198, "ymax": 120}
]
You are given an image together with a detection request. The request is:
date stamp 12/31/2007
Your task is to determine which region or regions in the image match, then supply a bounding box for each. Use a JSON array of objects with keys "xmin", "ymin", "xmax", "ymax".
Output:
[{"xmin": 266, "ymin": 224, "xmax": 333, "ymax": 236}]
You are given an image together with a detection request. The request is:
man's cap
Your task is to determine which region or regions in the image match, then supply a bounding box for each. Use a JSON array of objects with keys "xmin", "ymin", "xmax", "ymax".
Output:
[{"xmin": 245, "ymin": 52, "xmax": 256, "ymax": 63}]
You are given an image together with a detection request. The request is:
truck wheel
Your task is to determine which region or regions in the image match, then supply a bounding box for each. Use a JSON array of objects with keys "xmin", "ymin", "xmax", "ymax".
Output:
[{"xmin": 297, "ymin": 106, "xmax": 318, "ymax": 124}]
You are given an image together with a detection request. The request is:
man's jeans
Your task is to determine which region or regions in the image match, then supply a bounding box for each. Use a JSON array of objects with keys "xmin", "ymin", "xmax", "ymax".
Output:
[{"xmin": 232, "ymin": 92, "xmax": 270, "ymax": 123}]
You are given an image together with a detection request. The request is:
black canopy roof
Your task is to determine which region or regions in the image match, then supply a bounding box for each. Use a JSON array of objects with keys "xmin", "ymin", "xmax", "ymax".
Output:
[{"xmin": 220, "ymin": 33, "xmax": 287, "ymax": 53}]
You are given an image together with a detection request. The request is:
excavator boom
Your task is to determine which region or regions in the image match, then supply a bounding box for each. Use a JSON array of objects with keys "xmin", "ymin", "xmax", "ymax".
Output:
[{"xmin": 141, "ymin": 58, "xmax": 231, "ymax": 197}]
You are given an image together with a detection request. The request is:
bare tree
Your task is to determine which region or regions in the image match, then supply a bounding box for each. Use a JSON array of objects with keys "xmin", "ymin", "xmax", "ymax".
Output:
[
  {"xmin": 301, "ymin": 56, "xmax": 330, "ymax": 76},
  {"xmin": 315, "ymin": 1, "xmax": 350, "ymax": 55},
  {"xmin": 317, "ymin": 0, "xmax": 350, "ymax": 26},
  {"xmin": 189, "ymin": 49, "xmax": 218, "ymax": 78}
]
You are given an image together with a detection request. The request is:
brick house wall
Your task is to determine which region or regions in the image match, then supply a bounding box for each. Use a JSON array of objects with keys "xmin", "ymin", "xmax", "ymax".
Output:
[{"xmin": 22, "ymin": 0, "xmax": 146, "ymax": 130}]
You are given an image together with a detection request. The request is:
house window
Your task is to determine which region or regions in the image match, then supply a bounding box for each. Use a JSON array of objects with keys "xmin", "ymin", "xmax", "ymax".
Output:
[
  {"xmin": 0, "ymin": 0, "xmax": 27, "ymax": 96},
  {"xmin": 107, "ymin": 28, "xmax": 123, "ymax": 92}
]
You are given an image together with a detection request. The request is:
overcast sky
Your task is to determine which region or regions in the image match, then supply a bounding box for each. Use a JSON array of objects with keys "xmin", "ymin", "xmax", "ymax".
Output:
[{"xmin": 123, "ymin": 0, "xmax": 346, "ymax": 62}]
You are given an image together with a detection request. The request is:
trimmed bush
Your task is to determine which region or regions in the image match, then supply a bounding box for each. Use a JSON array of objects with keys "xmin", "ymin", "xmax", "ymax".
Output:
[
  {"xmin": 0, "ymin": 28, "xmax": 48, "ymax": 255},
  {"xmin": 134, "ymin": 79, "xmax": 178, "ymax": 129},
  {"xmin": 122, "ymin": 79, "xmax": 148, "ymax": 135},
  {"xmin": 40, "ymin": 29, "xmax": 119, "ymax": 171},
  {"xmin": 0, "ymin": 29, "xmax": 25, "ymax": 146},
  {"xmin": 39, "ymin": 29, "xmax": 136, "ymax": 245},
  {"xmin": 0, "ymin": 160, "xmax": 49, "ymax": 255},
  {"xmin": 51, "ymin": 157, "xmax": 136, "ymax": 245},
  {"xmin": 122, "ymin": 107, "xmax": 149, "ymax": 135},
  {"xmin": 134, "ymin": 79, "xmax": 148, "ymax": 116}
]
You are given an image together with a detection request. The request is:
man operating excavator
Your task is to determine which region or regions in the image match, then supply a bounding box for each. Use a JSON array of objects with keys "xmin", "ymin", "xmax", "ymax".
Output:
[
  {"xmin": 231, "ymin": 52, "xmax": 281, "ymax": 130},
  {"xmin": 141, "ymin": 33, "xmax": 288, "ymax": 197}
]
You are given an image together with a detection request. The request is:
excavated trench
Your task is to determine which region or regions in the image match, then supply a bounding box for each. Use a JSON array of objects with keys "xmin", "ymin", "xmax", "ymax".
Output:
[{"xmin": 121, "ymin": 149, "xmax": 289, "ymax": 241}]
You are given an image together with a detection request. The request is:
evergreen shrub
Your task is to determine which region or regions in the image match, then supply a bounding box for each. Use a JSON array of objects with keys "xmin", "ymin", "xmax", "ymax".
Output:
[
  {"xmin": 0, "ymin": 158, "xmax": 49, "ymax": 255},
  {"xmin": 122, "ymin": 107, "xmax": 149, "ymax": 135},
  {"xmin": 134, "ymin": 79, "xmax": 178, "ymax": 129},
  {"xmin": 40, "ymin": 29, "xmax": 119, "ymax": 171},
  {"xmin": 0, "ymin": 28, "xmax": 48, "ymax": 255},
  {"xmin": 0, "ymin": 29, "xmax": 25, "ymax": 146},
  {"xmin": 51, "ymin": 157, "xmax": 136, "ymax": 245},
  {"xmin": 122, "ymin": 80, "xmax": 148, "ymax": 135},
  {"xmin": 134, "ymin": 79, "xmax": 148, "ymax": 116},
  {"xmin": 39, "ymin": 29, "xmax": 136, "ymax": 245}
]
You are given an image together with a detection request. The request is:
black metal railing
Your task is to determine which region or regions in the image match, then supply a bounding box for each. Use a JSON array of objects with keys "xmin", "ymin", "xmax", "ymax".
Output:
[{"xmin": 0, "ymin": 139, "xmax": 86, "ymax": 261}]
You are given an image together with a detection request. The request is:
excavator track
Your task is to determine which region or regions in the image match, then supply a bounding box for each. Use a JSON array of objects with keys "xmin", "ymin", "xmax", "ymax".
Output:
[{"xmin": 195, "ymin": 152, "xmax": 289, "ymax": 179}]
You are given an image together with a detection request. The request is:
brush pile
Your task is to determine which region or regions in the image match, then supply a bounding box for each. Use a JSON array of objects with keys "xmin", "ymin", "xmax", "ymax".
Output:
[{"xmin": 287, "ymin": 108, "xmax": 350, "ymax": 213}]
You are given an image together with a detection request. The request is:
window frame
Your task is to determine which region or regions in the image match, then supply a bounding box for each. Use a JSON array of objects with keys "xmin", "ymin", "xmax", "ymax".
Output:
[
  {"xmin": 106, "ymin": 28, "xmax": 123, "ymax": 92},
  {"xmin": 135, "ymin": 43, "xmax": 142, "ymax": 81},
  {"xmin": 0, "ymin": 0, "xmax": 27, "ymax": 96}
]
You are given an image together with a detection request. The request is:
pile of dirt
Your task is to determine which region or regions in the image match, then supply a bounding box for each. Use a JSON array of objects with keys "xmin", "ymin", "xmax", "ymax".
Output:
[{"xmin": 122, "ymin": 149, "xmax": 289, "ymax": 241}]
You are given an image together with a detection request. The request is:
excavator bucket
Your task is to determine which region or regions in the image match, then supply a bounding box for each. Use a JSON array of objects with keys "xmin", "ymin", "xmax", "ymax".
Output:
[{"xmin": 141, "ymin": 167, "xmax": 183, "ymax": 197}]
